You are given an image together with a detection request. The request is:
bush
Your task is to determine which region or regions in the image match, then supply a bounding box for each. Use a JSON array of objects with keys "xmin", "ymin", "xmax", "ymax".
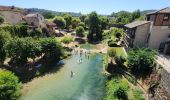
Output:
[
  {"xmin": 114, "ymin": 86, "xmax": 128, "ymax": 100},
  {"xmin": 78, "ymin": 22, "xmax": 85, "ymax": 28},
  {"xmin": 0, "ymin": 69, "xmax": 21, "ymax": 100},
  {"xmin": 61, "ymin": 36, "xmax": 73, "ymax": 44},
  {"xmin": 128, "ymin": 48, "xmax": 157, "ymax": 77},
  {"xmin": 0, "ymin": 30, "xmax": 11, "ymax": 65},
  {"xmin": 0, "ymin": 16, "xmax": 4, "ymax": 24},
  {"xmin": 76, "ymin": 26, "xmax": 84, "ymax": 37},
  {"xmin": 115, "ymin": 55, "xmax": 127, "ymax": 66},
  {"xmin": 108, "ymin": 48, "xmax": 116, "ymax": 58},
  {"xmin": 0, "ymin": 25, "xmax": 28, "ymax": 37}
]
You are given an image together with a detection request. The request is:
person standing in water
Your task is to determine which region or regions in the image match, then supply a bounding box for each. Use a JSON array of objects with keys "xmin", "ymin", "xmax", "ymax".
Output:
[{"xmin": 71, "ymin": 70, "xmax": 73, "ymax": 78}]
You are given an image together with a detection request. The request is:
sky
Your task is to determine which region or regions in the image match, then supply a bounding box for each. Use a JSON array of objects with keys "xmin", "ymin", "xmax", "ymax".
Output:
[{"xmin": 0, "ymin": 0, "xmax": 170, "ymax": 15}]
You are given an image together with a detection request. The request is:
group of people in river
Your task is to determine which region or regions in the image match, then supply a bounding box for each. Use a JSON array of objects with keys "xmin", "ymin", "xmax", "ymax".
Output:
[{"xmin": 71, "ymin": 48, "xmax": 90, "ymax": 78}]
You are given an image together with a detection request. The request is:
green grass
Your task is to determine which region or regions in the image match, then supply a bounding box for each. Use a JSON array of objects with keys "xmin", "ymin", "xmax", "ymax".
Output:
[
  {"xmin": 104, "ymin": 75, "xmax": 144, "ymax": 100},
  {"xmin": 112, "ymin": 47, "xmax": 127, "ymax": 57}
]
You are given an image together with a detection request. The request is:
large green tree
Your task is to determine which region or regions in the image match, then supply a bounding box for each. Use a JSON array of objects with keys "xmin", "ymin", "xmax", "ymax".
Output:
[
  {"xmin": 64, "ymin": 14, "xmax": 72, "ymax": 30},
  {"xmin": 53, "ymin": 16, "xmax": 66, "ymax": 30},
  {"xmin": 100, "ymin": 16, "xmax": 109, "ymax": 30},
  {"xmin": 131, "ymin": 9, "xmax": 141, "ymax": 21},
  {"xmin": 72, "ymin": 18, "xmax": 81, "ymax": 29},
  {"xmin": 128, "ymin": 48, "xmax": 157, "ymax": 77},
  {"xmin": 79, "ymin": 15, "xmax": 87, "ymax": 22},
  {"xmin": 87, "ymin": 11, "xmax": 102, "ymax": 41},
  {"xmin": 0, "ymin": 69, "xmax": 21, "ymax": 100},
  {"xmin": 5, "ymin": 38, "xmax": 41, "ymax": 65},
  {"xmin": 42, "ymin": 12, "xmax": 55, "ymax": 19},
  {"xmin": 76, "ymin": 26, "xmax": 84, "ymax": 37},
  {"xmin": 0, "ymin": 30, "xmax": 11, "ymax": 65}
]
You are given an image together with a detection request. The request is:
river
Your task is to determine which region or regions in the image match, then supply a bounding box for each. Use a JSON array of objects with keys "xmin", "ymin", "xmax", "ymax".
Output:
[{"xmin": 20, "ymin": 49, "xmax": 106, "ymax": 100}]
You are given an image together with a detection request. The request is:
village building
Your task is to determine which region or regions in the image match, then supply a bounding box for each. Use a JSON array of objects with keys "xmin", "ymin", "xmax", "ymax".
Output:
[
  {"xmin": 25, "ymin": 13, "xmax": 45, "ymax": 28},
  {"xmin": 0, "ymin": 6, "xmax": 25, "ymax": 24},
  {"xmin": 125, "ymin": 7, "xmax": 170, "ymax": 55}
]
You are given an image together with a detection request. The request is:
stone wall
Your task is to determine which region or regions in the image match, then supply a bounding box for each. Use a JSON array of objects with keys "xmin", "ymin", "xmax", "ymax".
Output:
[{"xmin": 161, "ymin": 68, "xmax": 170, "ymax": 94}]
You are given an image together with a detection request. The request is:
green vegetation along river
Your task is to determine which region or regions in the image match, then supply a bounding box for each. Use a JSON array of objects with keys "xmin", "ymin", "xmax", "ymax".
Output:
[{"xmin": 20, "ymin": 52, "xmax": 106, "ymax": 100}]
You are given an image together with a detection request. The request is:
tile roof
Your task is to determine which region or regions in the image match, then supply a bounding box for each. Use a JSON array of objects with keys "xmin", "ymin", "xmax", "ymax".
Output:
[
  {"xmin": 125, "ymin": 21, "xmax": 150, "ymax": 28},
  {"xmin": 147, "ymin": 7, "xmax": 170, "ymax": 15}
]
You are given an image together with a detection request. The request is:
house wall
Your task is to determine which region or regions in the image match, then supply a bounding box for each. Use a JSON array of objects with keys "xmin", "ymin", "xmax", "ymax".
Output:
[
  {"xmin": 154, "ymin": 14, "xmax": 170, "ymax": 26},
  {"xmin": 133, "ymin": 23, "xmax": 150, "ymax": 47},
  {"xmin": 0, "ymin": 11, "xmax": 23, "ymax": 24},
  {"xmin": 25, "ymin": 14, "xmax": 45, "ymax": 28},
  {"xmin": 148, "ymin": 26, "xmax": 170, "ymax": 49}
]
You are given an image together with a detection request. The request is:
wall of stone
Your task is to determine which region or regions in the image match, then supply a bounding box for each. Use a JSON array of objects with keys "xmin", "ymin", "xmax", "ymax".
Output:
[{"xmin": 160, "ymin": 68, "xmax": 170, "ymax": 94}]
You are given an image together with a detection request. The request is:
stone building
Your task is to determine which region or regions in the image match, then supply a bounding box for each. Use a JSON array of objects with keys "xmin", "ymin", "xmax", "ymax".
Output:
[{"xmin": 0, "ymin": 6, "xmax": 25, "ymax": 24}]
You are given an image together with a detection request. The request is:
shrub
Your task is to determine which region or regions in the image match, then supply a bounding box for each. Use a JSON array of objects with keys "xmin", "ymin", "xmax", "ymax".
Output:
[
  {"xmin": 0, "ymin": 25, "xmax": 28, "ymax": 37},
  {"xmin": 108, "ymin": 48, "xmax": 116, "ymax": 58},
  {"xmin": 0, "ymin": 16, "xmax": 4, "ymax": 24},
  {"xmin": 76, "ymin": 26, "xmax": 84, "ymax": 37},
  {"xmin": 115, "ymin": 55, "xmax": 127, "ymax": 66},
  {"xmin": 108, "ymin": 41, "xmax": 119, "ymax": 47},
  {"xmin": 128, "ymin": 48, "xmax": 157, "ymax": 77},
  {"xmin": 61, "ymin": 36, "xmax": 73, "ymax": 44},
  {"xmin": 114, "ymin": 86, "xmax": 128, "ymax": 100},
  {"xmin": 78, "ymin": 22, "xmax": 85, "ymax": 28},
  {"xmin": 0, "ymin": 69, "xmax": 21, "ymax": 100}
]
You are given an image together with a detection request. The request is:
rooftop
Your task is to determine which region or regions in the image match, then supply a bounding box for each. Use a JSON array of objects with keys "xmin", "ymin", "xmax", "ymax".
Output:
[
  {"xmin": 147, "ymin": 7, "xmax": 170, "ymax": 15},
  {"xmin": 125, "ymin": 21, "xmax": 150, "ymax": 29},
  {"xmin": 26, "ymin": 13, "xmax": 39, "ymax": 17}
]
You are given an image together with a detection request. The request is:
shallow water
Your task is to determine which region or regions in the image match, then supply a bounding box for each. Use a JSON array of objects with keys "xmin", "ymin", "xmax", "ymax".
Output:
[{"xmin": 20, "ymin": 52, "xmax": 106, "ymax": 100}]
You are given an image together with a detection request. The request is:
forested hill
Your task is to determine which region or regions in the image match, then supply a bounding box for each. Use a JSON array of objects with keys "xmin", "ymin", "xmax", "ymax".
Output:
[{"xmin": 25, "ymin": 8, "xmax": 82, "ymax": 17}]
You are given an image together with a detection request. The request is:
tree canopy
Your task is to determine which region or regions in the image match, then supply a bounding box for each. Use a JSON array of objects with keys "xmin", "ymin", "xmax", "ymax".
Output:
[
  {"xmin": 64, "ymin": 14, "xmax": 72, "ymax": 30},
  {"xmin": 0, "ymin": 69, "xmax": 21, "ymax": 100},
  {"xmin": 53, "ymin": 16, "xmax": 66, "ymax": 29},
  {"xmin": 128, "ymin": 48, "xmax": 157, "ymax": 78},
  {"xmin": 76, "ymin": 26, "xmax": 85, "ymax": 37},
  {"xmin": 42, "ymin": 12, "xmax": 55, "ymax": 19},
  {"xmin": 87, "ymin": 11, "xmax": 102, "ymax": 41}
]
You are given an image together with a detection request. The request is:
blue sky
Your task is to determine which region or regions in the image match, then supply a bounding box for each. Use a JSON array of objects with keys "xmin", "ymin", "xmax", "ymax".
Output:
[{"xmin": 0, "ymin": 0, "xmax": 170, "ymax": 14}]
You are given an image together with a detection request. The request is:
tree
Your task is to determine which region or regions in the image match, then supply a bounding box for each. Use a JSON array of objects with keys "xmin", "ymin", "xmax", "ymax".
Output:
[
  {"xmin": 115, "ymin": 55, "xmax": 127, "ymax": 66},
  {"xmin": 128, "ymin": 48, "xmax": 157, "ymax": 77},
  {"xmin": 42, "ymin": 12, "xmax": 55, "ymax": 19},
  {"xmin": 115, "ymin": 11, "xmax": 132, "ymax": 24},
  {"xmin": 78, "ymin": 22, "xmax": 85, "ymax": 29},
  {"xmin": 0, "ymin": 69, "xmax": 21, "ymax": 100},
  {"xmin": 79, "ymin": 15, "xmax": 87, "ymax": 22},
  {"xmin": 0, "ymin": 30, "xmax": 11, "ymax": 65},
  {"xmin": 76, "ymin": 26, "xmax": 84, "ymax": 37},
  {"xmin": 64, "ymin": 14, "xmax": 72, "ymax": 30},
  {"xmin": 100, "ymin": 16, "xmax": 109, "ymax": 30},
  {"xmin": 132, "ymin": 9, "xmax": 141, "ymax": 21},
  {"xmin": 38, "ymin": 38, "xmax": 64, "ymax": 61},
  {"xmin": 87, "ymin": 11, "xmax": 102, "ymax": 41},
  {"xmin": 72, "ymin": 18, "xmax": 81, "ymax": 29},
  {"xmin": 53, "ymin": 16, "xmax": 66, "ymax": 30},
  {"xmin": 5, "ymin": 38, "xmax": 41, "ymax": 65},
  {"xmin": 0, "ymin": 16, "xmax": 4, "ymax": 24}
]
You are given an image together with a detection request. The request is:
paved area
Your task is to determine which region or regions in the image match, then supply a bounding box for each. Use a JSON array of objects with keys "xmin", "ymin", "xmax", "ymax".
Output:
[{"xmin": 156, "ymin": 54, "xmax": 170, "ymax": 73}]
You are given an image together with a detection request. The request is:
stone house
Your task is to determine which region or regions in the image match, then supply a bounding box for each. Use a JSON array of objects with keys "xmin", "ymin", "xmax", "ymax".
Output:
[
  {"xmin": 125, "ymin": 7, "xmax": 170, "ymax": 55},
  {"xmin": 0, "ymin": 6, "xmax": 25, "ymax": 24},
  {"xmin": 25, "ymin": 13, "xmax": 45, "ymax": 28},
  {"xmin": 124, "ymin": 21, "xmax": 151, "ymax": 48}
]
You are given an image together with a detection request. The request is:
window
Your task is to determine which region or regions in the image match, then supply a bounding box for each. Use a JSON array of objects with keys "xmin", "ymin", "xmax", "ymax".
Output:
[{"xmin": 163, "ymin": 14, "xmax": 170, "ymax": 21}]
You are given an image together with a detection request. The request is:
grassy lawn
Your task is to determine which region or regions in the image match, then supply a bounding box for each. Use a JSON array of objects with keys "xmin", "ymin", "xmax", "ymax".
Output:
[{"xmin": 112, "ymin": 47, "xmax": 127, "ymax": 57}]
